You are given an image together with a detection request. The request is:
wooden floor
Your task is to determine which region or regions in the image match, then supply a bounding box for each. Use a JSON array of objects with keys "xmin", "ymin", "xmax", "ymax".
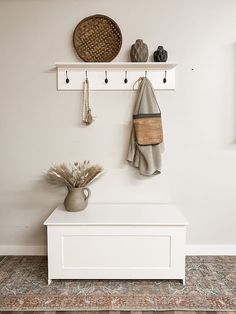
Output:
[{"xmin": 0, "ymin": 303, "xmax": 234, "ymax": 312}]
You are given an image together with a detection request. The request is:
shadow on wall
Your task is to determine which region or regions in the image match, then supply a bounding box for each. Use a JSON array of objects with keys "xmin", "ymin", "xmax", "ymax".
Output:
[
  {"xmin": 223, "ymin": 42, "xmax": 236, "ymax": 146},
  {"xmin": 26, "ymin": 179, "xmax": 66, "ymax": 211},
  {"xmin": 233, "ymin": 43, "xmax": 236, "ymax": 144},
  {"xmin": 1, "ymin": 180, "xmax": 66, "ymax": 245}
]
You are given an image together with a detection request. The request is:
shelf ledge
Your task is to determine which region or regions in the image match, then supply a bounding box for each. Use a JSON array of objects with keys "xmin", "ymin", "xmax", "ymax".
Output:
[{"xmin": 55, "ymin": 62, "xmax": 177, "ymax": 70}]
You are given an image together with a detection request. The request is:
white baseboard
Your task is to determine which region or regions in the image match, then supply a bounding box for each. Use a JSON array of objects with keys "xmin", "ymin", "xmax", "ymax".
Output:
[
  {"xmin": 0, "ymin": 244, "xmax": 236, "ymax": 256},
  {"xmin": 186, "ymin": 244, "xmax": 236, "ymax": 256},
  {"xmin": 0, "ymin": 245, "xmax": 47, "ymax": 255}
]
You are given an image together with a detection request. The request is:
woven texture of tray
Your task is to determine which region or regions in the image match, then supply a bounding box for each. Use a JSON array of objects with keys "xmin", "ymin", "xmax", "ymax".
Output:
[{"xmin": 73, "ymin": 15, "xmax": 122, "ymax": 62}]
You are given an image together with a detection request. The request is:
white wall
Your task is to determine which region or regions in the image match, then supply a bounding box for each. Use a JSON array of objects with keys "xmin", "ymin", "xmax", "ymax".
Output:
[{"xmin": 0, "ymin": 0, "xmax": 236, "ymax": 253}]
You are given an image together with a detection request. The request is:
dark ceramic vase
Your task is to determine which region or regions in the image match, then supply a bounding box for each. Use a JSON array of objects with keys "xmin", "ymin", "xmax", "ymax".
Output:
[
  {"xmin": 130, "ymin": 39, "xmax": 148, "ymax": 62},
  {"xmin": 153, "ymin": 46, "xmax": 168, "ymax": 62}
]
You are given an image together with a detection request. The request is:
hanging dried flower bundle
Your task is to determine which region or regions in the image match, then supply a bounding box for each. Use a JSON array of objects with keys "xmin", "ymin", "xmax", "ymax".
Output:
[{"xmin": 45, "ymin": 161, "xmax": 103, "ymax": 189}]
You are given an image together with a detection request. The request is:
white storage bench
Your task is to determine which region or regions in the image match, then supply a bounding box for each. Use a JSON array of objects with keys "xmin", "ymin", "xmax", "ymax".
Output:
[{"xmin": 44, "ymin": 203, "xmax": 188, "ymax": 285}]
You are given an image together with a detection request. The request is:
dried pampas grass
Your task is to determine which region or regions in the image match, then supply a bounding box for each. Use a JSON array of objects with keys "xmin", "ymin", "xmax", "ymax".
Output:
[{"xmin": 45, "ymin": 161, "xmax": 103, "ymax": 188}]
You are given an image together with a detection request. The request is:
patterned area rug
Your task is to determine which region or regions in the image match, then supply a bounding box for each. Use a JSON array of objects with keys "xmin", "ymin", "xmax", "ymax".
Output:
[{"xmin": 0, "ymin": 256, "xmax": 235, "ymax": 311}]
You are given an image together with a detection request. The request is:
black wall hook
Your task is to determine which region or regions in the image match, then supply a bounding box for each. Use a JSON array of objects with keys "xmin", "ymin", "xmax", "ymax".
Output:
[
  {"xmin": 105, "ymin": 71, "xmax": 108, "ymax": 84},
  {"xmin": 124, "ymin": 71, "xmax": 128, "ymax": 84},
  {"xmin": 163, "ymin": 70, "xmax": 167, "ymax": 84},
  {"xmin": 65, "ymin": 71, "xmax": 69, "ymax": 84},
  {"xmin": 85, "ymin": 70, "xmax": 88, "ymax": 80},
  {"xmin": 145, "ymin": 70, "xmax": 148, "ymax": 78}
]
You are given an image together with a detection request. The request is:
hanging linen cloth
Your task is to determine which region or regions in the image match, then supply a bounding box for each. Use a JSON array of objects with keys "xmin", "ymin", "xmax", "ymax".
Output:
[{"xmin": 127, "ymin": 77, "xmax": 164, "ymax": 176}]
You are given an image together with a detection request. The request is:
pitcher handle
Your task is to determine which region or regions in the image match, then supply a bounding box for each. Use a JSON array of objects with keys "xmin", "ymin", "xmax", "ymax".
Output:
[{"xmin": 83, "ymin": 187, "xmax": 91, "ymax": 200}]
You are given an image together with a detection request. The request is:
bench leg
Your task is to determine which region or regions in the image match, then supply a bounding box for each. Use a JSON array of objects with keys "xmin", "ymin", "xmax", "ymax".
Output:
[{"xmin": 48, "ymin": 279, "xmax": 52, "ymax": 285}]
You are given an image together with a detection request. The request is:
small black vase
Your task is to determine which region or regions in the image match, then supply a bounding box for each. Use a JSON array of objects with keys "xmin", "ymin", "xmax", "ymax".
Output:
[{"xmin": 153, "ymin": 46, "xmax": 168, "ymax": 62}]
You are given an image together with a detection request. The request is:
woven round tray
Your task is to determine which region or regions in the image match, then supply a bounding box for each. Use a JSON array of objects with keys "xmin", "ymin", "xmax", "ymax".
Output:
[{"xmin": 73, "ymin": 14, "xmax": 122, "ymax": 62}]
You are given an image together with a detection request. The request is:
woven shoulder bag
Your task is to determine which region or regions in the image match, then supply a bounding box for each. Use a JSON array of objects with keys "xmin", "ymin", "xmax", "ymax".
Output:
[{"xmin": 133, "ymin": 113, "xmax": 163, "ymax": 146}]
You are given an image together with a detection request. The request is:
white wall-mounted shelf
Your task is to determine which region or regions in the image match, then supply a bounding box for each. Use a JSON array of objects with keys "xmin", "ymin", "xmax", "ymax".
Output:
[
  {"xmin": 55, "ymin": 62, "xmax": 177, "ymax": 91},
  {"xmin": 55, "ymin": 62, "xmax": 177, "ymax": 70}
]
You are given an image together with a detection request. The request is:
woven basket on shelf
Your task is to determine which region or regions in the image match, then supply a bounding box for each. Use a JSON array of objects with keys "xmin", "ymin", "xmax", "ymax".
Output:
[
  {"xmin": 133, "ymin": 114, "xmax": 163, "ymax": 146},
  {"xmin": 73, "ymin": 14, "xmax": 122, "ymax": 62}
]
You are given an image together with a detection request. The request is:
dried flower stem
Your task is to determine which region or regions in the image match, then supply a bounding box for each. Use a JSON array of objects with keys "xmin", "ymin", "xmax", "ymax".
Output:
[{"xmin": 45, "ymin": 161, "xmax": 103, "ymax": 189}]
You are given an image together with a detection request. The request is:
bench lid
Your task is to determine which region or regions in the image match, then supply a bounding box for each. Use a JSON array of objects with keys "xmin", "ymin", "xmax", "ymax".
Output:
[{"xmin": 44, "ymin": 203, "xmax": 189, "ymax": 226}]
